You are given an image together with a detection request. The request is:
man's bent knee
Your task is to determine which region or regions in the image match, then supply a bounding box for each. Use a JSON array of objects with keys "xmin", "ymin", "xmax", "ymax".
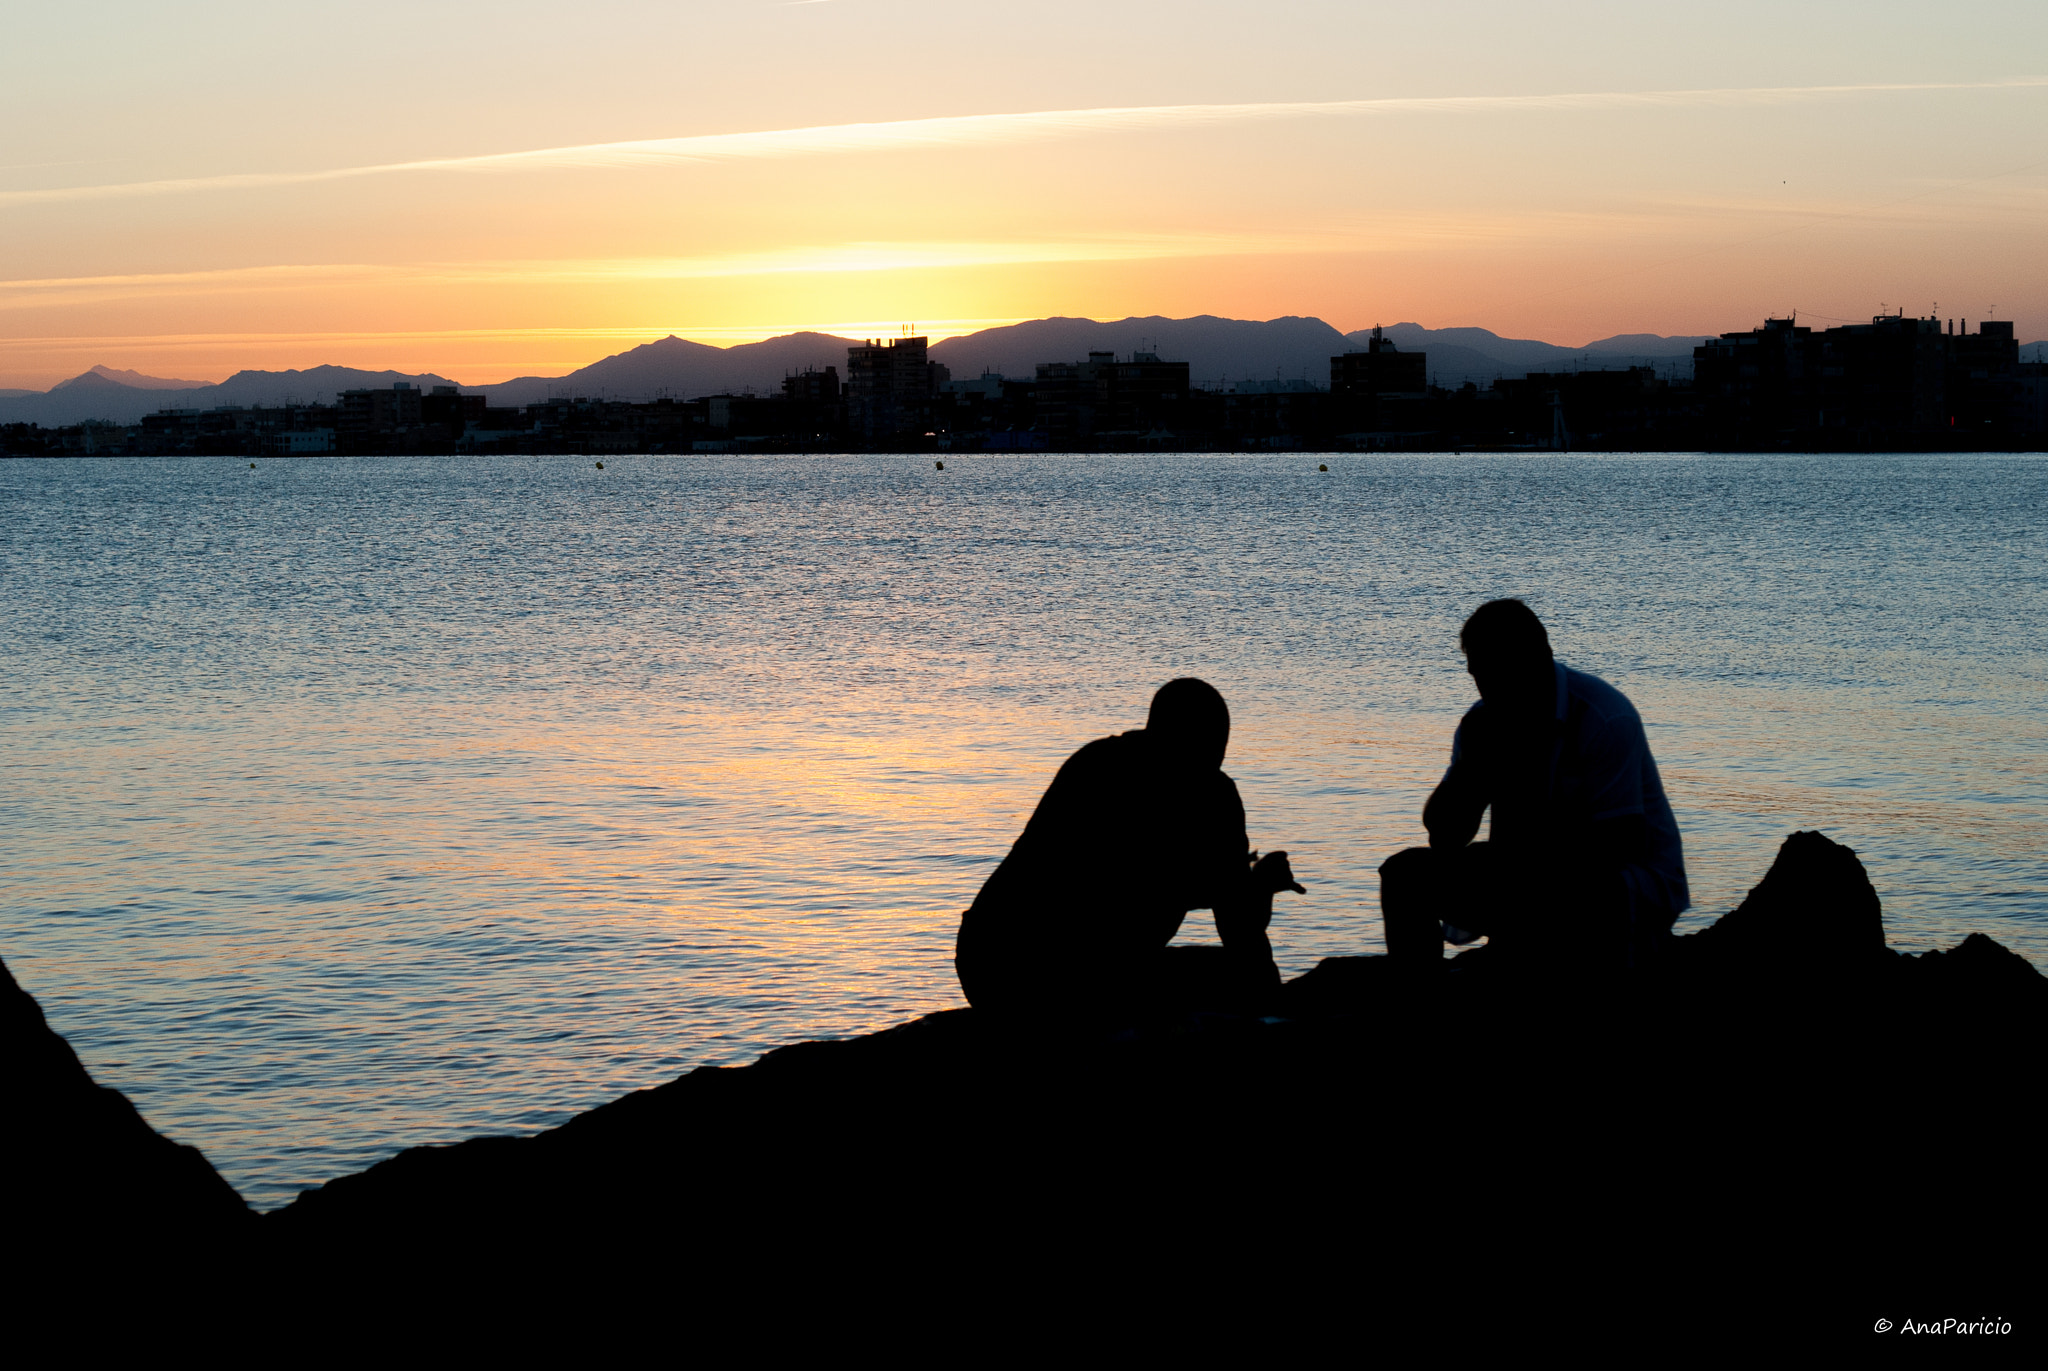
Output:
[
  {"xmin": 1379, "ymin": 847, "xmax": 1446, "ymax": 962},
  {"xmin": 1378, "ymin": 845, "xmax": 1436, "ymax": 894}
]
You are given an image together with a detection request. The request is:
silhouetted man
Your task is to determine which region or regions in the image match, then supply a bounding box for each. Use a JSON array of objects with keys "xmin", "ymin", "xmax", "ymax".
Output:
[
  {"xmin": 955, "ymin": 678, "xmax": 1304, "ymax": 1021},
  {"xmin": 1380, "ymin": 600, "xmax": 1688, "ymax": 969}
]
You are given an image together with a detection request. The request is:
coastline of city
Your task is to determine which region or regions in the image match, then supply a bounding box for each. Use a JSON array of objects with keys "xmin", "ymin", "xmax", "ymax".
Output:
[{"xmin": 6, "ymin": 312, "xmax": 2046, "ymax": 458}]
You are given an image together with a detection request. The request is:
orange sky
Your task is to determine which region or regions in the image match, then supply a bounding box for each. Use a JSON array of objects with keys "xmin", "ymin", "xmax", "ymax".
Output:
[{"xmin": 3, "ymin": 3, "xmax": 2044, "ymax": 388}]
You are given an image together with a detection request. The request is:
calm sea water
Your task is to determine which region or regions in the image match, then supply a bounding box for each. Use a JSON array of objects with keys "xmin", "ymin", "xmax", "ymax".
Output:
[{"xmin": 3, "ymin": 453, "xmax": 2043, "ymax": 1209}]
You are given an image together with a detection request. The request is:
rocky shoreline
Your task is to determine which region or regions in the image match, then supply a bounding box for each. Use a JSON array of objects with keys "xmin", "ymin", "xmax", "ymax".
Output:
[{"xmin": 10, "ymin": 831, "xmax": 2043, "ymax": 1318}]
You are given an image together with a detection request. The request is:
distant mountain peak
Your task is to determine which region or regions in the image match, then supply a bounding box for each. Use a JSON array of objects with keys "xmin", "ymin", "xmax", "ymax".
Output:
[
  {"xmin": 472, "ymin": 330, "xmax": 868, "ymax": 407},
  {"xmin": 622, "ymin": 335, "xmax": 723, "ymax": 355},
  {"xmin": 51, "ymin": 364, "xmax": 211, "ymax": 392},
  {"xmin": 213, "ymin": 364, "xmax": 460, "ymax": 386}
]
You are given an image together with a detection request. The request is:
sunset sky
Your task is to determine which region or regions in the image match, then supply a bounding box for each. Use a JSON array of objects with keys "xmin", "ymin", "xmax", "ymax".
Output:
[{"xmin": 3, "ymin": 1, "xmax": 2043, "ymax": 388}]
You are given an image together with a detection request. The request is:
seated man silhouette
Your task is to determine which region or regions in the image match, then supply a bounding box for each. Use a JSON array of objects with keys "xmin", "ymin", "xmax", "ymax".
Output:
[
  {"xmin": 955, "ymin": 678, "xmax": 1304, "ymax": 1021},
  {"xmin": 1380, "ymin": 599, "xmax": 1688, "ymax": 969}
]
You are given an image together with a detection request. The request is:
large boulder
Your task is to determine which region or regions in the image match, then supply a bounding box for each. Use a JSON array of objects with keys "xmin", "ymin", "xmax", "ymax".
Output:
[
  {"xmin": 1680, "ymin": 829, "xmax": 1889, "ymax": 970},
  {"xmin": 1, "ymin": 957, "xmax": 252, "ymax": 1243}
]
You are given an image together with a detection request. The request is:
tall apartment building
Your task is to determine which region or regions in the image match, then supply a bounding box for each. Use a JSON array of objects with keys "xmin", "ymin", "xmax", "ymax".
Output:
[
  {"xmin": 782, "ymin": 366, "xmax": 840, "ymax": 404},
  {"xmin": 421, "ymin": 385, "xmax": 485, "ymax": 436},
  {"xmin": 1330, "ymin": 327, "xmax": 1427, "ymax": 431},
  {"xmin": 1033, "ymin": 350, "xmax": 1191, "ymax": 447},
  {"xmin": 845, "ymin": 336, "xmax": 947, "ymax": 438},
  {"xmin": 1695, "ymin": 315, "xmax": 2032, "ymax": 442},
  {"xmin": 337, "ymin": 382, "xmax": 423, "ymax": 444}
]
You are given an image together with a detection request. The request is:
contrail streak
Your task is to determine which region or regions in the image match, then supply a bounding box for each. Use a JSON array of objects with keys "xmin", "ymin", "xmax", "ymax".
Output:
[{"xmin": 4, "ymin": 78, "xmax": 2043, "ymax": 207}]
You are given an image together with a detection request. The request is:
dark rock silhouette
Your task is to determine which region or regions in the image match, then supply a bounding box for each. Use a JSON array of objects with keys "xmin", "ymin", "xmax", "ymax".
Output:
[
  {"xmin": 1684, "ymin": 828, "xmax": 1888, "ymax": 969},
  {"xmin": 267, "ymin": 829, "xmax": 2040, "ymax": 1319},
  {"xmin": 2, "ymin": 958, "xmax": 252, "ymax": 1244},
  {"xmin": 5, "ymin": 830, "xmax": 2040, "ymax": 1321}
]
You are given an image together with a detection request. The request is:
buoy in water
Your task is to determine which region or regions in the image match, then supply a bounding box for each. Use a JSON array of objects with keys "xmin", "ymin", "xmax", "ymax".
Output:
[
  {"xmin": 249, "ymin": 462, "xmax": 257, "ymax": 469},
  {"xmin": 1319, "ymin": 464, "xmax": 1329, "ymax": 472},
  {"xmin": 595, "ymin": 461, "xmax": 604, "ymax": 469},
  {"xmin": 935, "ymin": 461, "xmax": 944, "ymax": 470}
]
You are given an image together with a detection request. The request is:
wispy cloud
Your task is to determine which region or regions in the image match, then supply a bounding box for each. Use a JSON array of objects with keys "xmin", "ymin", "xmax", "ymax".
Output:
[
  {"xmin": 507, "ymin": 232, "xmax": 1413, "ymax": 279},
  {"xmin": 13, "ymin": 186, "xmax": 1999, "ymax": 310},
  {"xmin": 5, "ymin": 78, "xmax": 2042, "ymax": 207},
  {"xmin": 0, "ymin": 228, "xmax": 1454, "ymax": 307},
  {"xmin": 0, "ymin": 263, "xmax": 391, "ymax": 310}
]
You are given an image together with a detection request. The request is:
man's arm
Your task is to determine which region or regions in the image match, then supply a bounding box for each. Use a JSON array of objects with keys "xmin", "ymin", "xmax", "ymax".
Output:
[
  {"xmin": 1424, "ymin": 713, "xmax": 1490, "ymax": 851},
  {"xmin": 1423, "ymin": 777, "xmax": 1487, "ymax": 852},
  {"xmin": 1213, "ymin": 851, "xmax": 1304, "ymax": 995}
]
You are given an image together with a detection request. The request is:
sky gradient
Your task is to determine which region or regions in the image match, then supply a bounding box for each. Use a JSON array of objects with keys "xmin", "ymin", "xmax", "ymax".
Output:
[{"xmin": 3, "ymin": 1, "xmax": 2044, "ymax": 388}]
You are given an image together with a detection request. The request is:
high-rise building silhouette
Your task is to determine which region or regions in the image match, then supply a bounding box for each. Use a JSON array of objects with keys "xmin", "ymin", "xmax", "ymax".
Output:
[
  {"xmin": 846, "ymin": 336, "xmax": 947, "ymax": 438},
  {"xmin": 1696, "ymin": 315, "xmax": 2029, "ymax": 442},
  {"xmin": 1033, "ymin": 350, "xmax": 1191, "ymax": 446},
  {"xmin": 1331, "ymin": 327, "xmax": 1427, "ymax": 431}
]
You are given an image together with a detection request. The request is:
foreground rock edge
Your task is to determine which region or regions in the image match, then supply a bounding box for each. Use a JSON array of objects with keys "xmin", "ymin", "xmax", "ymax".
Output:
[{"xmin": 7, "ymin": 829, "xmax": 2043, "ymax": 1243}]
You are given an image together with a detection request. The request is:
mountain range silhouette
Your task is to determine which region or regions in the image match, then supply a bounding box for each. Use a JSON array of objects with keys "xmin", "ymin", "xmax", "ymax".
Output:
[
  {"xmin": 6, "ymin": 315, "xmax": 2041, "ymax": 429},
  {"xmin": 51, "ymin": 364, "xmax": 211, "ymax": 392}
]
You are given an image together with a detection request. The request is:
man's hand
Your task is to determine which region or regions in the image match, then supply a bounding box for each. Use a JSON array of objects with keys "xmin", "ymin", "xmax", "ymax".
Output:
[
  {"xmin": 1215, "ymin": 851, "xmax": 1301, "ymax": 988},
  {"xmin": 1249, "ymin": 849, "xmax": 1307, "ymax": 897}
]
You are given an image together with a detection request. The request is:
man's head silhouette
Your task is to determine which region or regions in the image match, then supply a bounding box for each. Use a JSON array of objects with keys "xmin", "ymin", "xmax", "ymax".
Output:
[
  {"xmin": 1460, "ymin": 599, "xmax": 1554, "ymax": 717},
  {"xmin": 1146, "ymin": 677, "xmax": 1231, "ymax": 772}
]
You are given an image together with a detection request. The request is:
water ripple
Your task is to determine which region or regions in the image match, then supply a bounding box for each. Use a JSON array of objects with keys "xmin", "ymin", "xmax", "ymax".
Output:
[{"xmin": 1, "ymin": 451, "xmax": 2043, "ymax": 1208}]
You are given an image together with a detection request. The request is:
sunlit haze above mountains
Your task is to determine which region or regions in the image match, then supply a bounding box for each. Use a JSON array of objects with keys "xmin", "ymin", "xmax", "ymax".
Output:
[{"xmin": 3, "ymin": 1, "xmax": 2043, "ymax": 388}]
